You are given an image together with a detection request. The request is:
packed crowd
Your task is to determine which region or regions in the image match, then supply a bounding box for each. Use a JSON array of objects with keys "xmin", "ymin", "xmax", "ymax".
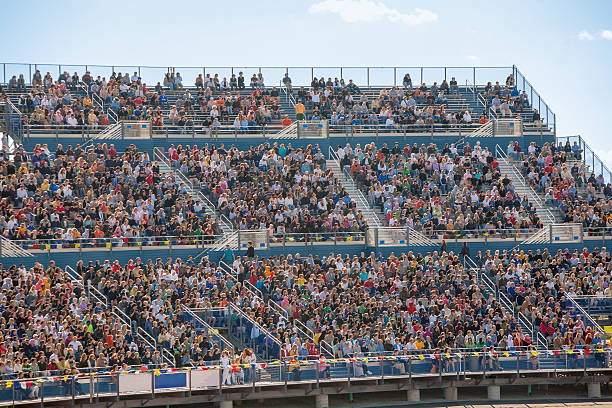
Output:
[
  {"xmin": 228, "ymin": 249, "xmax": 540, "ymax": 360},
  {"xmin": 0, "ymin": 143, "xmax": 223, "ymax": 242},
  {"xmin": 2, "ymin": 70, "xmax": 111, "ymax": 129},
  {"xmin": 474, "ymin": 246, "xmax": 610, "ymax": 349},
  {"xmin": 0, "ymin": 244, "xmax": 609, "ymax": 384},
  {"xmin": 166, "ymin": 142, "xmax": 369, "ymax": 236},
  {"xmin": 513, "ymin": 141, "xmax": 612, "ymax": 231},
  {"xmin": 482, "ymin": 74, "xmax": 534, "ymax": 119},
  {"xmin": 292, "ymin": 74, "xmax": 485, "ymax": 126},
  {"xmin": 0, "ymin": 260, "xmax": 154, "ymax": 382},
  {"xmin": 2, "ymin": 69, "xmax": 544, "ymax": 132},
  {"xmin": 336, "ymin": 141, "xmax": 543, "ymax": 236},
  {"xmin": 1, "ymin": 69, "xmax": 287, "ymax": 130}
]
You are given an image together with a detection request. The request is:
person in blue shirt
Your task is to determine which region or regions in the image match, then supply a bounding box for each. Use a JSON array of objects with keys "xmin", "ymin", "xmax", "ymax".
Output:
[{"xmin": 223, "ymin": 244, "xmax": 235, "ymax": 262}]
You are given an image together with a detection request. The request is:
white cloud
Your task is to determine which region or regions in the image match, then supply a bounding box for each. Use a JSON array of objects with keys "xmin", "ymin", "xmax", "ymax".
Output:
[
  {"xmin": 578, "ymin": 30, "xmax": 594, "ymax": 40},
  {"xmin": 466, "ymin": 55, "xmax": 479, "ymax": 61},
  {"xmin": 601, "ymin": 30, "xmax": 612, "ymax": 40},
  {"xmin": 308, "ymin": 0, "xmax": 437, "ymax": 25}
]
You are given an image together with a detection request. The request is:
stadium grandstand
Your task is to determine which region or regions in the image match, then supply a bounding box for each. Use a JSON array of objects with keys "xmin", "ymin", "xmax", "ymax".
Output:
[{"xmin": 0, "ymin": 63, "xmax": 612, "ymax": 408}]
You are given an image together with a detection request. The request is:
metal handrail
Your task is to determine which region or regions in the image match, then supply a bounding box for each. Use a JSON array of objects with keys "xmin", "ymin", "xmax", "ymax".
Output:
[
  {"xmin": 566, "ymin": 296, "xmax": 607, "ymax": 338},
  {"xmin": 328, "ymin": 146, "xmax": 381, "ymax": 227},
  {"xmin": 228, "ymin": 302, "xmax": 282, "ymax": 346},
  {"xmin": 219, "ymin": 260, "xmax": 262, "ymax": 300},
  {"xmin": 495, "ymin": 144, "xmax": 555, "ymax": 224},
  {"xmin": 154, "ymin": 147, "xmax": 233, "ymax": 232},
  {"xmin": 181, "ymin": 305, "xmax": 235, "ymax": 354}
]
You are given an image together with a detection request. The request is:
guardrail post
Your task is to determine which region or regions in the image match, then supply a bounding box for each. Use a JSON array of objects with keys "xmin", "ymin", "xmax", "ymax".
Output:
[
  {"xmin": 71, "ymin": 375, "xmax": 75, "ymax": 405},
  {"xmin": 40, "ymin": 380, "xmax": 44, "ymax": 408},
  {"xmin": 283, "ymin": 361, "xmax": 288, "ymax": 390},
  {"xmin": 151, "ymin": 370, "xmax": 156, "ymax": 398},
  {"xmin": 374, "ymin": 228, "xmax": 378, "ymax": 248},
  {"xmin": 549, "ymin": 224, "xmax": 552, "ymax": 243},
  {"xmin": 116, "ymin": 373, "xmax": 120, "ymax": 401},
  {"xmin": 89, "ymin": 373, "xmax": 93, "ymax": 403},
  {"xmin": 409, "ymin": 358, "xmax": 412, "ymax": 383}
]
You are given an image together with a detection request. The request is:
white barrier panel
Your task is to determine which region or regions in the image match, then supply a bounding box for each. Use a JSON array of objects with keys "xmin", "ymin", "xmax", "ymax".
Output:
[
  {"xmin": 119, "ymin": 373, "xmax": 150, "ymax": 394},
  {"xmin": 191, "ymin": 369, "xmax": 220, "ymax": 389}
]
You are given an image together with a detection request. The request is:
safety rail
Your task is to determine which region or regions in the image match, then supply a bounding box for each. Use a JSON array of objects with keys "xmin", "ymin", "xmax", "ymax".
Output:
[
  {"xmin": 422, "ymin": 227, "xmax": 537, "ymax": 241},
  {"xmin": 280, "ymin": 83, "xmax": 297, "ymax": 106},
  {"xmin": 219, "ymin": 261, "xmax": 264, "ymax": 302},
  {"xmin": 0, "ymin": 98, "xmax": 24, "ymax": 144},
  {"xmin": 568, "ymin": 295, "xmax": 612, "ymax": 316},
  {"xmin": 65, "ymin": 266, "xmax": 107, "ymax": 307},
  {"xmin": 557, "ymin": 135, "xmax": 612, "ymax": 184},
  {"xmin": 328, "ymin": 146, "xmax": 381, "ymax": 227},
  {"xmin": 293, "ymin": 320, "xmax": 334, "ymax": 358},
  {"xmin": 15, "ymin": 120, "xmax": 553, "ymax": 140},
  {"xmin": 219, "ymin": 261, "xmax": 292, "ymax": 345},
  {"xmin": 181, "ymin": 306, "xmax": 235, "ymax": 355},
  {"xmin": 495, "ymin": 144, "xmax": 556, "ymax": 224},
  {"xmin": 465, "ymin": 257, "xmax": 547, "ymax": 349},
  {"xmin": 0, "ymin": 236, "xmax": 33, "ymax": 257},
  {"xmin": 154, "ymin": 146, "xmax": 233, "ymax": 233},
  {"xmin": 566, "ymin": 296, "xmax": 607, "ymax": 341},
  {"xmin": 0, "ymin": 348, "xmax": 607, "ymax": 406},
  {"xmin": 9, "ymin": 224, "xmax": 609, "ymax": 255},
  {"xmin": 227, "ymin": 302, "xmax": 282, "ymax": 360},
  {"xmin": 12, "ymin": 234, "xmax": 224, "ymax": 252}
]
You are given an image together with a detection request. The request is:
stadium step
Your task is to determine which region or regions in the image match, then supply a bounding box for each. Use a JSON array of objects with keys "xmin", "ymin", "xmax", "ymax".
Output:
[
  {"xmin": 1, "ymin": 237, "xmax": 33, "ymax": 257},
  {"xmin": 465, "ymin": 257, "xmax": 548, "ymax": 349},
  {"xmin": 153, "ymin": 147, "xmax": 234, "ymax": 238},
  {"xmin": 326, "ymin": 152, "xmax": 436, "ymax": 246},
  {"xmin": 494, "ymin": 145, "xmax": 557, "ymax": 225},
  {"xmin": 325, "ymin": 158, "xmax": 382, "ymax": 228}
]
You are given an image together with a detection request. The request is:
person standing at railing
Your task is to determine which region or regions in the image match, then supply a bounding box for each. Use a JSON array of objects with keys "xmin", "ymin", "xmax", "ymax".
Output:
[
  {"xmin": 220, "ymin": 350, "xmax": 232, "ymax": 385},
  {"xmin": 295, "ymin": 100, "xmax": 305, "ymax": 121},
  {"xmin": 282, "ymin": 73, "xmax": 292, "ymax": 93}
]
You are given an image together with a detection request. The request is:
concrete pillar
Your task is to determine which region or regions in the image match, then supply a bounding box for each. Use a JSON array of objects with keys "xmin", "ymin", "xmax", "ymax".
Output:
[
  {"xmin": 488, "ymin": 385, "xmax": 500, "ymax": 400},
  {"xmin": 588, "ymin": 383, "xmax": 601, "ymax": 398},
  {"xmin": 407, "ymin": 389, "xmax": 420, "ymax": 402},
  {"xmin": 315, "ymin": 394, "xmax": 329, "ymax": 408},
  {"xmin": 219, "ymin": 401, "xmax": 233, "ymax": 408},
  {"xmin": 444, "ymin": 386, "xmax": 458, "ymax": 401}
]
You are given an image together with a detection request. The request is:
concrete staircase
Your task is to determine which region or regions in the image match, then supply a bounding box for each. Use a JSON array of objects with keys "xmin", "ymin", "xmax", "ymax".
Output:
[
  {"xmin": 325, "ymin": 157, "xmax": 381, "ymax": 228},
  {"xmin": 466, "ymin": 257, "xmax": 548, "ymax": 349},
  {"xmin": 327, "ymin": 148, "xmax": 436, "ymax": 246},
  {"xmin": 152, "ymin": 147, "xmax": 233, "ymax": 241},
  {"xmin": 494, "ymin": 144, "xmax": 556, "ymax": 226},
  {"xmin": 0, "ymin": 237, "xmax": 33, "ymax": 257}
]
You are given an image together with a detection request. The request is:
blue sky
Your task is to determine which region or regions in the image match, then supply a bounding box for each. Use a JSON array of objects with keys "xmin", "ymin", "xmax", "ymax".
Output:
[{"xmin": 2, "ymin": 0, "xmax": 611, "ymax": 164}]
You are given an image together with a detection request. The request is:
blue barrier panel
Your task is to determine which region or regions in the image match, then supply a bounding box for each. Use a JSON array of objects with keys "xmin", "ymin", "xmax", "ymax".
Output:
[{"xmin": 155, "ymin": 373, "xmax": 186, "ymax": 389}]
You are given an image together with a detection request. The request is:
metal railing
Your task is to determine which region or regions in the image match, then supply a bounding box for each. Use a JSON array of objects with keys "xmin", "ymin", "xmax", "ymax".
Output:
[
  {"xmin": 181, "ymin": 305, "xmax": 235, "ymax": 355},
  {"xmin": 0, "ymin": 348, "xmax": 607, "ymax": 406},
  {"xmin": 154, "ymin": 146, "xmax": 233, "ymax": 234},
  {"xmin": 227, "ymin": 303, "xmax": 282, "ymax": 360},
  {"xmin": 466, "ymin": 257, "xmax": 547, "ymax": 349},
  {"xmin": 495, "ymin": 144, "xmax": 556, "ymax": 224},
  {"xmin": 566, "ymin": 296, "xmax": 607, "ymax": 341},
  {"xmin": 557, "ymin": 135, "xmax": 612, "ymax": 184},
  {"xmin": 12, "ymin": 235, "xmax": 224, "ymax": 252}
]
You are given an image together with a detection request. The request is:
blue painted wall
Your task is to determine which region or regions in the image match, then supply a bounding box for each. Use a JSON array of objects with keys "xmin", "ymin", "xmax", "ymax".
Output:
[
  {"xmin": 8, "ymin": 237, "xmax": 608, "ymax": 269},
  {"xmin": 21, "ymin": 134, "xmax": 554, "ymax": 156}
]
